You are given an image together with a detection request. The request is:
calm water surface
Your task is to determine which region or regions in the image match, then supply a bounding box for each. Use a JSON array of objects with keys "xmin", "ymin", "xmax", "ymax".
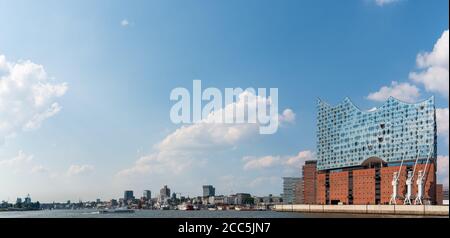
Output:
[{"xmin": 0, "ymin": 209, "xmax": 434, "ymax": 218}]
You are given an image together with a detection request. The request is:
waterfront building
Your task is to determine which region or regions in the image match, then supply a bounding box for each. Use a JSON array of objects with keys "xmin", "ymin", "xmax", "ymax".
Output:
[
  {"xmin": 315, "ymin": 97, "xmax": 437, "ymax": 205},
  {"xmin": 436, "ymin": 184, "xmax": 443, "ymax": 205},
  {"xmin": 202, "ymin": 185, "xmax": 216, "ymax": 197},
  {"xmin": 224, "ymin": 195, "xmax": 237, "ymax": 205},
  {"xmin": 443, "ymin": 186, "xmax": 449, "ymax": 205},
  {"xmin": 257, "ymin": 194, "xmax": 283, "ymax": 205},
  {"xmin": 124, "ymin": 190, "xmax": 134, "ymax": 203},
  {"xmin": 209, "ymin": 195, "xmax": 225, "ymax": 205},
  {"xmin": 143, "ymin": 190, "xmax": 151, "ymax": 200},
  {"xmin": 303, "ymin": 160, "xmax": 317, "ymax": 204},
  {"xmin": 160, "ymin": 185, "xmax": 171, "ymax": 200},
  {"xmin": 24, "ymin": 194, "xmax": 31, "ymax": 205},
  {"xmin": 282, "ymin": 177, "xmax": 302, "ymax": 204},
  {"xmin": 236, "ymin": 193, "xmax": 253, "ymax": 205},
  {"xmin": 295, "ymin": 179, "xmax": 304, "ymax": 204}
]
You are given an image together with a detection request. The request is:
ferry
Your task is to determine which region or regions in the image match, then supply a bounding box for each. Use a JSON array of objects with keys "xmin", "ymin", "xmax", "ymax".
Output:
[
  {"xmin": 178, "ymin": 204, "xmax": 194, "ymax": 211},
  {"xmin": 98, "ymin": 207, "xmax": 135, "ymax": 214}
]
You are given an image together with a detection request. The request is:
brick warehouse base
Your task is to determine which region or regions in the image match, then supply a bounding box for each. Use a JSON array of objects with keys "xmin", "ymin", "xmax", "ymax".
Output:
[{"xmin": 315, "ymin": 162, "xmax": 437, "ymax": 205}]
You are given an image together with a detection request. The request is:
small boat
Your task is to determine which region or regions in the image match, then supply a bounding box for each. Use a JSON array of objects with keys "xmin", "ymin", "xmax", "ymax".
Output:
[
  {"xmin": 99, "ymin": 207, "xmax": 135, "ymax": 214},
  {"xmin": 178, "ymin": 204, "xmax": 194, "ymax": 211},
  {"xmin": 160, "ymin": 204, "xmax": 170, "ymax": 210}
]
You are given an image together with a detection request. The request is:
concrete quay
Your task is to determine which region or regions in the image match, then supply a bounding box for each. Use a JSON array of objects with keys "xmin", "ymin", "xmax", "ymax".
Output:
[{"xmin": 274, "ymin": 204, "xmax": 449, "ymax": 216}]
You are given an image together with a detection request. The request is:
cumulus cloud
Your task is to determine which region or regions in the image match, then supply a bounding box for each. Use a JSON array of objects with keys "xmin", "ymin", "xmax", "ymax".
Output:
[
  {"xmin": 66, "ymin": 164, "xmax": 95, "ymax": 176},
  {"xmin": 120, "ymin": 19, "xmax": 130, "ymax": 27},
  {"xmin": 437, "ymin": 155, "xmax": 449, "ymax": 187},
  {"xmin": 374, "ymin": 0, "xmax": 400, "ymax": 6},
  {"xmin": 283, "ymin": 150, "xmax": 316, "ymax": 167},
  {"xmin": 436, "ymin": 108, "xmax": 449, "ymax": 144},
  {"xmin": 0, "ymin": 150, "xmax": 33, "ymax": 168},
  {"xmin": 31, "ymin": 165, "xmax": 50, "ymax": 174},
  {"xmin": 279, "ymin": 108, "xmax": 296, "ymax": 124},
  {"xmin": 409, "ymin": 30, "xmax": 449, "ymax": 97},
  {"xmin": 0, "ymin": 53, "xmax": 68, "ymax": 144},
  {"xmin": 248, "ymin": 176, "xmax": 281, "ymax": 188},
  {"xmin": 367, "ymin": 81, "xmax": 420, "ymax": 103},
  {"xmin": 242, "ymin": 150, "xmax": 316, "ymax": 171},
  {"xmin": 0, "ymin": 151, "xmax": 56, "ymax": 178},
  {"xmin": 243, "ymin": 155, "xmax": 280, "ymax": 170},
  {"xmin": 117, "ymin": 90, "xmax": 295, "ymax": 178}
]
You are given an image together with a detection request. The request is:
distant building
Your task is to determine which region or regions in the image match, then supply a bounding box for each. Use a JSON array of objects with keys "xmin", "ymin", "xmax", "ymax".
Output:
[
  {"xmin": 436, "ymin": 184, "xmax": 443, "ymax": 205},
  {"xmin": 24, "ymin": 194, "xmax": 32, "ymax": 205},
  {"xmin": 282, "ymin": 177, "xmax": 302, "ymax": 204},
  {"xmin": 124, "ymin": 190, "xmax": 134, "ymax": 202},
  {"xmin": 295, "ymin": 178, "xmax": 304, "ymax": 204},
  {"xmin": 224, "ymin": 195, "xmax": 237, "ymax": 205},
  {"xmin": 236, "ymin": 193, "xmax": 253, "ymax": 205},
  {"xmin": 143, "ymin": 190, "xmax": 151, "ymax": 200},
  {"xmin": 209, "ymin": 195, "xmax": 225, "ymax": 205},
  {"xmin": 443, "ymin": 186, "xmax": 449, "ymax": 205},
  {"xmin": 257, "ymin": 194, "xmax": 283, "ymax": 205},
  {"xmin": 202, "ymin": 185, "xmax": 216, "ymax": 197},
  {"xmin": 160, "ymin": 185, "xmax": 171, "ymax": 200},
  {"xmin": 109, "ymin": 199, "xmax": 118, "ymax": 207},
  {"xmin": 303, "ymin": 160, "xmax": 317, "ymax": 204}
]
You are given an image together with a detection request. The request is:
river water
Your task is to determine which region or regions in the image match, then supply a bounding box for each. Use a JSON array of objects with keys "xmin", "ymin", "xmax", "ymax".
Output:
[{"xmin": 0, "ymin": 209, "xmax": 433, "ymax": 218}]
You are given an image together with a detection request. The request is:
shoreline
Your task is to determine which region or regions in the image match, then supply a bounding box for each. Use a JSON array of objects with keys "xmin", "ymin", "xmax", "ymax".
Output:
[{"xmin": 274, "ymin": 204, "xmax": 449, "ymax": 217}]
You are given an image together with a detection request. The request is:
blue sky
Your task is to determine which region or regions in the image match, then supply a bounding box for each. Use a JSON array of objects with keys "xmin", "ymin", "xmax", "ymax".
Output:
[{"xmin": 0, "ymin": 0, "xmax": 448, "ymax": 202}]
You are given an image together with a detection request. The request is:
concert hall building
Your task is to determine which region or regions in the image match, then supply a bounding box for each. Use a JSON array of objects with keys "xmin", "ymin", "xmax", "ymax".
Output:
[{"xmin": 312, "ymin": 96, "xmax": 437, "ymax": 205}]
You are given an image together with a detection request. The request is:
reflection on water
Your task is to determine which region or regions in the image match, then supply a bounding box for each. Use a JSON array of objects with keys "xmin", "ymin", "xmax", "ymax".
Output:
[{"xmin": 0, "ymin": 209, "xmax": 434, "ymax": 218}]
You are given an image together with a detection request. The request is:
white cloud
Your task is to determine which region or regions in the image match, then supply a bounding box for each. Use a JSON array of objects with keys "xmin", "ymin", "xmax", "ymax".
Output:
[
  {"xmin": 374, "ymin": 0, "xmax": 400, "ymax": 6},
  {"xmin": 0, "ymin": 150, "xmax": 33, "ymax": 168},
  {"xmin": 66, "ymin": 164, "xmax": 95, "ymax": 176},
  {"xmin": 243, "ymin": 155, "xmax": 280, "ymax": 170},
  {"xmin": 120, "ymin": 19, "xmax": 130, "ymax": 27},
  {"xmin": 436, "ymin": 108, "xmax": 449, "ymax": 144},
  {"xmin": 367, "ymin": 81, "xmax": 420, "ymax": 103},
  {"xmin": 31, "ymin": 165, "xmax": 50, "ymax": 174},
  {"xmin": 117, "ymin": 91, "xmax": 294, "ymax": 178},
  {"xmin": 23, "ymin": 102, "xmax": 62, "ymax": 130},
  {"xmin": 248, "ymin": 176, "xmax": 281, "ymax": 188},
  {"xmin": 0, "ymin": 53, "xmax": 68, "ymax": 144},
  {"xmin": 409, "ymin": 30, "xmax": 449, "ymax": 97},
  {"xmin": 437, "ymin": 155, "xmax": 449, "ymax": 187},
  {"xmin": 0, "ymin": 151, "xmax": 55, "ymax": 177},
  {"xmin": 242, "ymin": 150, "xmax": 316, "ymax": 171},
  {"xmin": 283, "ymin": 150, "xmax": 316, "ymax": 167},
  {"xmin": 279, "ymin": 108, "xmax": 296, "ymax": 124}
]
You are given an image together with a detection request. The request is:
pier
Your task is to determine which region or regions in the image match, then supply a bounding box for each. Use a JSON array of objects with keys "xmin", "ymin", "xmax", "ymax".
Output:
[{"xmin": 274, "ymin": 204, "xmax": 449, "ymax": 216}]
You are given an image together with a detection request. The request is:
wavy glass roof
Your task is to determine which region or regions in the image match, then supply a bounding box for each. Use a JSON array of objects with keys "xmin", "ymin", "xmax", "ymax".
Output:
[{"xmin": 316, "ymin": 96, "xmax": 437, "ymax": 171}]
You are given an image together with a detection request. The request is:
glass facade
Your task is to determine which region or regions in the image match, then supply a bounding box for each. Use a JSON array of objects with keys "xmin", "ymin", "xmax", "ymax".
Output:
[
  {"xmin": 316, "ymin": 97, "xmax": 437, "ymax": 171},
  {"xmin": 282, "ymin": 177, "xmax": 302, "ymax": 204}
]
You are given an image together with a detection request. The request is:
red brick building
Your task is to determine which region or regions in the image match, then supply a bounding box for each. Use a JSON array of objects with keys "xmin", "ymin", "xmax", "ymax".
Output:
[
  {"xmin": 329, "ymin": 171, "xmax": 349, "ymax": 204},
  {"xmin": 302, "ymin": 160, "xmax": 317, "ymax": 204},
  {"xmin": 353, "ymin": 168, "xmax": 376, "ymax": 205},
  {"xmin": 436, "ymin": 184, "xmax": 443, "ymax": 205},
  {"xmin": 314, "ymin": 162, "xmax": 437, "ymax": 205},
  {"xmin": 316, "ymin": 173, "xmax": 327, "ymax": 205}
]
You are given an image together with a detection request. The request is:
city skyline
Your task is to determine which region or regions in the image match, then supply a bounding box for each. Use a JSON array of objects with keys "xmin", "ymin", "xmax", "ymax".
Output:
[{"xmin": 0, "ymin": 0, "xmax": 448, "ymax": 203}]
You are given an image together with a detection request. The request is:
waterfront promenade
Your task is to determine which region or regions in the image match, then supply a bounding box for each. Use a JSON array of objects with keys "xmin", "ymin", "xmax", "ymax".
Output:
[{"xmin": 274, "ymin": 204, "xmax": 449, "ymax": 216}]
